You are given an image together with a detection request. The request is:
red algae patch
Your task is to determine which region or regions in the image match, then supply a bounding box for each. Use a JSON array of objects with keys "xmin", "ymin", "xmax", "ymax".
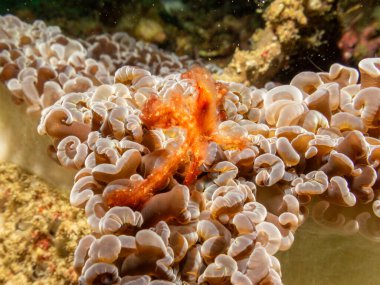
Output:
[{"xmin": 0, "ymin": 161, "xmax": 90, "ymax": 285}]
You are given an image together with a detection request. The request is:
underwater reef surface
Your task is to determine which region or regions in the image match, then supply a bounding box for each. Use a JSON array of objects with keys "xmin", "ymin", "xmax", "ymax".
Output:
[
  {"xmin": 1, "ymin": 12, "xmax": 380, "ymax": 285},
  {"xmin": 0, "ymin": 161, "xmax": 89, "ymax": 285}
]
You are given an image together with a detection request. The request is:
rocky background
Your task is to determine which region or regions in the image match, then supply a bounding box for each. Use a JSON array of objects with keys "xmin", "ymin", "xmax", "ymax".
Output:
[{"xmin": 0, "ymin": 0, "xmax": 379, "ymax": 85}]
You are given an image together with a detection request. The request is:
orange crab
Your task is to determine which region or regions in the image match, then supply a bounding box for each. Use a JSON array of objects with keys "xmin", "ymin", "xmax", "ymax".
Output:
[{"xmin": 106, "ymin": 66, "xmax": 249, "ymax": 209}]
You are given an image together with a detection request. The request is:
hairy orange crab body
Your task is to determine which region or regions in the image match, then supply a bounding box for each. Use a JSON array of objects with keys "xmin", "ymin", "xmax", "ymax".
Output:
[{"xmin": 106, "ymin": 66, "xmax": 249, "ymax": 209}]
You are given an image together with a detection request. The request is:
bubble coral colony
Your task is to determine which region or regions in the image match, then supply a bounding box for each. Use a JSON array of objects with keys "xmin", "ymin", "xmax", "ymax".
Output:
[{"xmin": 1, "ymin": 14, "xmax": 380, "ymax": 285}]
